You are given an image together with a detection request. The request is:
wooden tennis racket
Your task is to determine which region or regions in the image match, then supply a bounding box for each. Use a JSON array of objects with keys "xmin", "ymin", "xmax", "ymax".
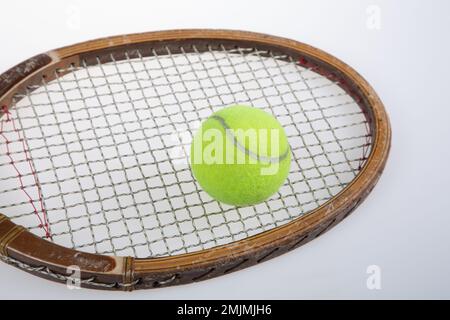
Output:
[{"xmin": 0, "ymin": 30, "xmax": 391, "ymax": 290}]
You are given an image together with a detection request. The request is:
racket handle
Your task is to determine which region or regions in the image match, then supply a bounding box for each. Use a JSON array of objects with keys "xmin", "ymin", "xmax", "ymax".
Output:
[
  {"xmin": 0, "ymin": 213, "xmax": 26, "ymax": 256},
  {"xmin": 0, "ymin": 213, "xmax": 133, "ymax": 290}
]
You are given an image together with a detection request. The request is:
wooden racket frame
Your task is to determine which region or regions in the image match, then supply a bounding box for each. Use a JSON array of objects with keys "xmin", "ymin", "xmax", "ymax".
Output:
[{"xmin": 0, "ymin": 29, "xmax": 391, "ymax": 290}]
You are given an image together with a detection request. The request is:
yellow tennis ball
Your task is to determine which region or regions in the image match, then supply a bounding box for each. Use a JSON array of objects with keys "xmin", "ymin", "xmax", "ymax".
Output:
[{"xmin": 190, "ymin": 105, "xmax": 291, "ymax": 206}]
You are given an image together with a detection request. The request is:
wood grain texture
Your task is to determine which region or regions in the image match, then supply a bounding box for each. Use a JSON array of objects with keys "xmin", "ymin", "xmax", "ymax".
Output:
[
  {"xmin": 0, "ymin": 29, "xmax": 391, "ymax": 290},
  {"xmin": 0, "ymin": 54, "xmax": 51, "ymax": 98}
]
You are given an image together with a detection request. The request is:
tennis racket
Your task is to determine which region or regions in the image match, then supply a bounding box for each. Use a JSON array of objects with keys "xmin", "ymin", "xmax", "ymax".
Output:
[{"xmin": 0, "ymin": 30, "xmax": 391, "ymax": 290}]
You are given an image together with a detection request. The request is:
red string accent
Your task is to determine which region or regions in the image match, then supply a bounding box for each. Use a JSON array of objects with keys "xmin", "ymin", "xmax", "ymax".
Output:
[{"xmin": 1, "ymin": 105, "xmax": 51, "ymax": 238}]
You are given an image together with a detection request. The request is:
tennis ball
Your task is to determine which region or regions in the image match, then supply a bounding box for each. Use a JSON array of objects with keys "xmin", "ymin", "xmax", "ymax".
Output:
[{"xmin": 190, "ymin": 105, "xmax": 291, "ymax": 206}]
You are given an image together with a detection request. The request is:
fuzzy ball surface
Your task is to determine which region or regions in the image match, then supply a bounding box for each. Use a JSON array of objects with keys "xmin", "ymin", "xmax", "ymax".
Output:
[{"xmin": 190, "ymin": 105, "xmax": 291, "ymax": 206}]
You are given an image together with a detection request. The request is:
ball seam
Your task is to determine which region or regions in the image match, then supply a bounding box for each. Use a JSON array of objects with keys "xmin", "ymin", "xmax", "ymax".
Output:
[{"xmin": 211, "ymin": 114, "xmax": 290, "ymax": 164}]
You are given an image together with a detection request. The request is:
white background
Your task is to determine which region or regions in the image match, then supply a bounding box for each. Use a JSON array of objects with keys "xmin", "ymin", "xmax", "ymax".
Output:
[{"xmin": 0, "ymin": 0, "xmax": 449, "ymax": 299}]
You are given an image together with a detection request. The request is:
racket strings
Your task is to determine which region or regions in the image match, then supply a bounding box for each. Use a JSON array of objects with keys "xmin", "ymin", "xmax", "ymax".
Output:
[
  {"xmin": 0, "ymin": 45, "xmax": 371, "ymax": 258},
  {"xmin": 0, "ymin": 104, "xmax": 51, "ymax": 238}
]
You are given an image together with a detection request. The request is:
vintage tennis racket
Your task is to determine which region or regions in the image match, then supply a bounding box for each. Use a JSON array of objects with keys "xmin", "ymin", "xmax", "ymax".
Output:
[{"xmin": 0, "ymin": 30, "xmax": 391, "ymax": 290}]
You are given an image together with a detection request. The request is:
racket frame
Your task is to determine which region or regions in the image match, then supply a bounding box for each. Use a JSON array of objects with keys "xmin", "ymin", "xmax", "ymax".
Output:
[{"xmin": 0, "ymin": 29, "xmax": 391, "ymax": 290}]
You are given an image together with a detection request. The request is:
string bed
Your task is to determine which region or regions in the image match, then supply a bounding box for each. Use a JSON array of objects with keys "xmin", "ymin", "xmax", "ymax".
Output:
[{"xmin": 0, "ymin": 45, "xmax": 371, "ymax": 258}]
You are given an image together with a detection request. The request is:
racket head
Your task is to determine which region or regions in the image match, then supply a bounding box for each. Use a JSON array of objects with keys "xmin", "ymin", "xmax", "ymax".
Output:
[{"xmin": 0, "ymin": 30, "xmax": 391, "ymax": 290}]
